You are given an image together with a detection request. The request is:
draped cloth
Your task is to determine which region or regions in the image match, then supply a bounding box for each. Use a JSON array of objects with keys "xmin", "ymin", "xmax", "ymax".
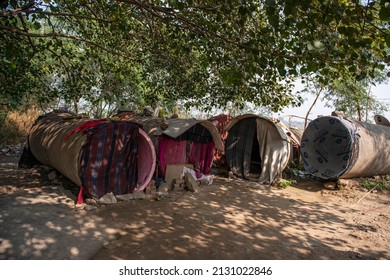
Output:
[
  {"xmin": 20, "ymin": 113, "xmax": 144, "ymax": 201},
  {"xmin": 78, "ymin": 121, "xmax": 139, "ymax": 199},
  {"xmin": 157, "ymin": 137, "xmax": 187, "ymax": 177},
  {"xmin": 225, "ymin": 115, "xmax": 292, "ymax": 184}
]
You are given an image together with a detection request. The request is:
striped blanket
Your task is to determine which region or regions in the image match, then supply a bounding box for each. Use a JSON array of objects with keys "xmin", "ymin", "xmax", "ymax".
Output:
[{"xmin": 77, "ymin": 120, "xmax": 140, "ymax": 199}]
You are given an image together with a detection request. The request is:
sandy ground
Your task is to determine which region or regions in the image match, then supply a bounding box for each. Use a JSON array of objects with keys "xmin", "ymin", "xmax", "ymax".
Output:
[{"xmin": 1, "ymin": 154, "xmax": 389, "ymax": 260}]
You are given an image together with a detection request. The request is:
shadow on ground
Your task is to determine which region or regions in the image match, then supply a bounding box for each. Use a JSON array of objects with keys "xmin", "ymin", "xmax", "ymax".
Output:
[{"xmin": 1, "ymin": 156, "xmax": 389, "ymax": 260}]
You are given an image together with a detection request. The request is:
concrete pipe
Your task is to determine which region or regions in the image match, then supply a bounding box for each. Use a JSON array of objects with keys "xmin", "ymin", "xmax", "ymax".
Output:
[
  {"xmin": 23, "ymin": 112, "xmax": 156, "ymax": 199},
  {"xmin": 301, "ymin": 116, "xmax": 390, "ymax": 179}
]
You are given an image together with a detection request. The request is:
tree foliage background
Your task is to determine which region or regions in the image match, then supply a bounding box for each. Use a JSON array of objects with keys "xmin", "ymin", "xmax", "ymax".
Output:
[{"xmin": 0, "ymin": 0, "xmax": 389, "ymax": 117}]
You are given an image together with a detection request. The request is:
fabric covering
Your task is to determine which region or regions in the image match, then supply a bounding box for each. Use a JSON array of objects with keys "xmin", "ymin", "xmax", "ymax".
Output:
[
  {"xmin": 175, "ymin": 123, "xmax": 213, "ymax": 143},
  {"xmin": 301, "ymin": 116, "xmax": 390, "ymax": 179},
  {"xmin": 158, "ymin": 137, "xmax": 187, "ymax": 177},
  {"xmin": 208, "ymin": 114, "xmax": 233, "ymax": 167},
  {"xmin": 78, "ymin": 121, "xmax": 139, "ymax": 198},
  {"xmin": 155, "ymin": 118, "xmax": 222, "ymax": 150},
  {"xmin": 113, "ymin": 112, "xmax": 222, "ymax": 178},
  {"xmin": 114, "ymin": 113, "xmax": 223, "ymax": 151},
  {"xmin": 20, "ymin": 112, "xmax": 155, "ymax": 200},
  {"xmin": 157, "ymin": 137, "xmax": 215, "ymax": 177},
  {"xmin": 188, "ymin": 141, "xmax": 215, "ymax": 177},
  {"xmin": 225, "ymin": 114, "xmax": 292, "ymax": 184}
]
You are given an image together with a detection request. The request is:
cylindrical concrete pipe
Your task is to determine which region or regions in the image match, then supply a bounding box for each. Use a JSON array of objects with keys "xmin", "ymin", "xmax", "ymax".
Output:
[
  {"xmin": 301, "ymin": 116, "xmax": 390, "ymax": 179},
  {"xmin": 23, "ymin": 112, "xmax": 156, "ymax": 199}
]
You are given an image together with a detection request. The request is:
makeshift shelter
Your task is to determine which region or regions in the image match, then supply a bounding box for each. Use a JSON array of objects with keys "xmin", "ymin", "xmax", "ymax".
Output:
[
  {"xmin": 301, "ymin": 116, "xmax": 390, "ymax": 180},
  {"xmin": 224, "ymin": 114, "xmax": 294, "ymax": 183},
  {"xmin": 19, "ymin": 112, "xmax": 156, "ymax": 201},
  {"xmin": 279, "ymin": 124, "xmax": 303, "ymax": 164},
  {"xmin": 114, "ymin": 111, "xmax": 223, "ymax": 179}
]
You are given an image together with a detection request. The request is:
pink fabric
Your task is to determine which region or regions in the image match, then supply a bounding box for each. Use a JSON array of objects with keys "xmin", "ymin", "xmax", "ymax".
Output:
[
  {"xmin": 189, "ymin": 141, "xmax": 215, "ymax": 177},
  {"xmin": 158, "ymin": 137, "xmax": 187, "ymax": 177}
]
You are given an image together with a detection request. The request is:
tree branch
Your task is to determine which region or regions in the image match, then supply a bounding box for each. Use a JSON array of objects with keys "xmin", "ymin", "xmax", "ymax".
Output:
[
  {"xmin": 353, "ymin": 1, "xmax": 388, "ymax": 36},
  {"xmin": 31, "ymin": 10, "xmax": 115, "ymax": 23},
  {"xmin": 0, "ymin": 24, "xmax": 134, "ymax": 60},
  {"xmin": 0, "ymin": 1, "xmax": 35, "ymax": 17},
  {"xmin": 118, "ymin": 0, "xmax": 333, "ymax": 63},
  {"xmin": 17, "ymin": 13, "xmax": 37, "ymax": 53}
]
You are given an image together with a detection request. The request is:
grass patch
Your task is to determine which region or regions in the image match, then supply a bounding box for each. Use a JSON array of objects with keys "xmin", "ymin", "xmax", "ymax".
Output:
[
  {"xmin": 0, "ymin": 107, "xmax": 40, "ymax": 145},
  {"xmin": 361, "ymin": 176, "xmax": 390, "ymax": 192},
  {"xmin": 276, "ymin": 178, "xmax": 297, "ymax": 189}
]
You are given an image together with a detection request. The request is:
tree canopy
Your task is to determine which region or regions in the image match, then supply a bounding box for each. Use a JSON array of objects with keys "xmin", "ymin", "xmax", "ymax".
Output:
[{"xmin": 1, "ymin": 0, "xmax": 389, "ymax": 115}]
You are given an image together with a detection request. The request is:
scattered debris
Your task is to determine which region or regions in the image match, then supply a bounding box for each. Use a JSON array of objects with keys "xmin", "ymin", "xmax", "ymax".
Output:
[
  {"xmin": 0, "ymin": 144, "xmax": 24, "ymax": 157},
  {"xmin": 116, "ymin": 193, "xmax": 134, "ymax": 202},
  {"xmin": 98, "ymin": 192, "xmax": 117, "ymax": 205},
  {"xmin": 132, "ymin": 191, "xmax": 145, "ymax": 200},
  {"xmin": 184, "ymin": 173, "xmax": 200, "ymax": 193},
  {"xmin": 165, "ymin": 164, "xmax": 193, "ymax": 188},
  {"xmin": 0, "ymin": 186, "xmax": 19, "ymax": 194},
  {"xmin": 74, "ymin": 203, "xmax": 98, "ymax": 211},
  {"xmin": 85, "ymin": 198, "xmax": 98, "ymax": 205},
  {"xmin": 323, "ymin": 181, "xmax": 337, "ymax": 190},
  {"xmin": 156, "ymin": 191, "xmax": 170, "ymax": 200},
  {"xmin": 356, "ymin": 184, "xmax": 379, "ymax": 204},
  {"xmin": 158, "ymin": 183, "xmax": 170, "ymax": 193},
  {"xmin": 47, "ymin": 171, "xmax": 57, "ymax": 181},
  {"xmin": 337, "ymin": 178, "xmax": 361, "ymax": 189},
  {"xmin": 145, "ymin": 181, "xmax": 157, "ymax": 194}
]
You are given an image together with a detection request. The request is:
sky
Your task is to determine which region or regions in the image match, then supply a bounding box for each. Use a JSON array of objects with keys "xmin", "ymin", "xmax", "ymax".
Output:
[{"xmin": 273, "ymin": 81, "xmax": 390, "ymax": 124}]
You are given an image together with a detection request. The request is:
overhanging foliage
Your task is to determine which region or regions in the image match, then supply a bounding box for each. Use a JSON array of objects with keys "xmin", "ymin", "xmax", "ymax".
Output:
[{"xmin": 0, "ymin": 0, "xmax": 389, "ymax": 113}]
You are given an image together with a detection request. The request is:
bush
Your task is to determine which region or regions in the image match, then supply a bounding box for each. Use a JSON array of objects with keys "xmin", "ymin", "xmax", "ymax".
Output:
[
  {"xmin": 0, "ymin": 107, "xmax": 41, "ymax": 144},
  {"xmin": 276, "ymin": 178, "xmax": 297, "ymax": 189}
]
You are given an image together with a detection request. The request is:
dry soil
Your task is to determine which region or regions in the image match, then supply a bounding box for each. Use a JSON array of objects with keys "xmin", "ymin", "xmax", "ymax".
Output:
[{"xmin": 1, "ymin": 154, "xmax": 389, "ymax": 260}]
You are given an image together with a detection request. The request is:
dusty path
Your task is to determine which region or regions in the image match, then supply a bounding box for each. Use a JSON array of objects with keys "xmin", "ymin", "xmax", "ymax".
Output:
[
  {"xmin": 91, "ymin": 178, "xmax": 390, "ymax": 260},
  {"xmin": 1, "ymin": 154, "xmax": 389, "ymax": 260}
]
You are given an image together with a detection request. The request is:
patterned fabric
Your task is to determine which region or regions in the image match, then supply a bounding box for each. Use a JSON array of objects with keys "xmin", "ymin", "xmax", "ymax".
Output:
[
  {"xmin": 78, "ymin": 121, "xmax": 140, "ymax": 199},
  {"xmin": 64, "ymin": 119, "xmax": 106, "ymax": 141},
  {"xmin": 301, "ymin": 116, "xmax": 359, "ymax": 179}
]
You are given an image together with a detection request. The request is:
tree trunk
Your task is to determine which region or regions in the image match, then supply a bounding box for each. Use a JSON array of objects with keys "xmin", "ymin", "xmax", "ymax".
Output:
[
  {"xmin": 73, "ymin": 98, "xmax": 79, "ymax": 114},
  {"xmin": 357, "ymin": 102, "xmax": 362, "ymax": 121},
  {"xmin": 305, "ymin": 87, "xmax": 323, "ymax": 129}
]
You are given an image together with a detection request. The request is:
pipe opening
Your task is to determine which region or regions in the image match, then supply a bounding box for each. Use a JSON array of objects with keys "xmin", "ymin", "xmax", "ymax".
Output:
[{"xmin": 301, "ymin": 116, "xmax": 354, "ymax": 179}]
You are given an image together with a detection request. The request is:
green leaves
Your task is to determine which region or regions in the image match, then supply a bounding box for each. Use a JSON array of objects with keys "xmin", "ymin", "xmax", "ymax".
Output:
[
  {"xmin": 379, "ymin": 2, "xmax": 390, "ymax": 20},
  {"xmin": 33, "ymin": 21, "xmax": 41, "ymax": 30},
  {"xmin": 386, "ymin": 34, "xmax": 390, "ymax": 48},
  {"xmin": 0, "ymin": 0, "xmax": 388, "ymax": 115}
]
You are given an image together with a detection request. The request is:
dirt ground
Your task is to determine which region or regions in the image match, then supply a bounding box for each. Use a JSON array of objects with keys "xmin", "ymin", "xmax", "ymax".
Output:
[{"xmin": 1, "ymin": 154, "xmax": 389, "ymax": 260}]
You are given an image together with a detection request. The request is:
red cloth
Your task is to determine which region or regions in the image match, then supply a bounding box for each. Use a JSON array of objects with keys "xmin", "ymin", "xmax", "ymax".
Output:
[
  {"xmin": 158, "ymin": 137, "xmax": 187, "ymax": 177},
  {"xmin": 189, "ymin": 141, "xmax": 215, "ymax": 177},
  {"xmin": 76, "ymin": 188, "xmax": 84, "ymax": 204},
  {"xmin": 64, "ymin": 119, "xmax": 107, "ymax": 141}
]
